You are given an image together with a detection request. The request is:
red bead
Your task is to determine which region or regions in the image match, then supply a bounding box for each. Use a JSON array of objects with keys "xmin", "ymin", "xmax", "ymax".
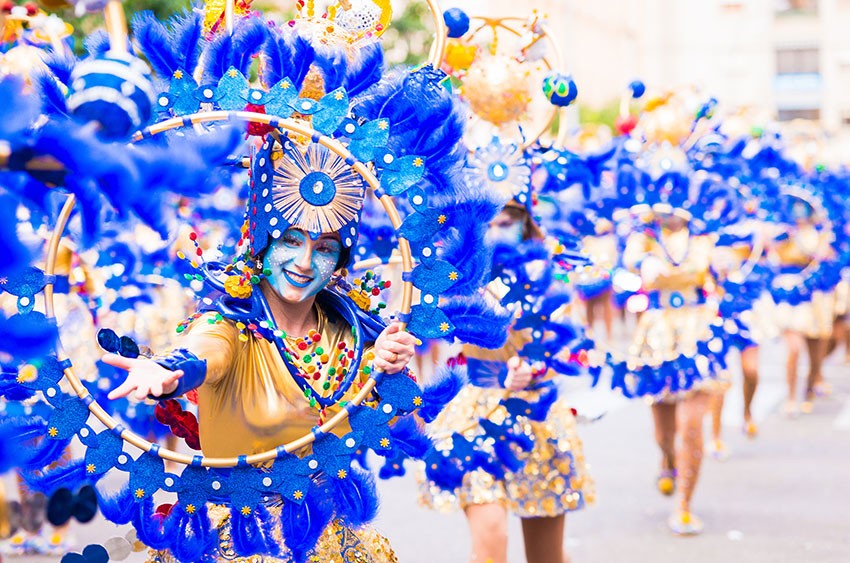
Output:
[
  {"xmin": 312, "ymin": 373, "xmax": 321, "ymax": 380},
  {"xmin": 247, "ymin": 323, "xmax": 257, "ymax": 330},
  {"xmin": 371, "ymin": 288, "xmax": 380, "ymax": 296},
  {"xmin": 252, "ymin": 193, "xmax": 257, "ymax": 202},
  {"xmin": 347, "ymin": 350, "xmax": 354, "ymax": 358},
  {"xmin": 189, "ymin": 232, "xmax": 197, "ymax": 241},
  {"xmin": 384, "ymin": 281, "xmax": 392, "ymax": 288},
  {"xmin": 297, "ymin": 341, "xmax": 308, "ymax": 350},
  {"xmin": 311, "ymin": 333, "xmax": 321, "ymax": 342},
  {"xmin": 196, "ymin": 248, "xmax": 203, "ymax": 256},
  {"xmin": 337, "ymin": 342, "xmax": 346, "ymax": 349}
]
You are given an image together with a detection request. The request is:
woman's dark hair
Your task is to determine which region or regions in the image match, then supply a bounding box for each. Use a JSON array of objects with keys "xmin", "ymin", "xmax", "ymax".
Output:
[{"xmin": 502, "ymin": 204, "xmax": 544, "ymax": 241}]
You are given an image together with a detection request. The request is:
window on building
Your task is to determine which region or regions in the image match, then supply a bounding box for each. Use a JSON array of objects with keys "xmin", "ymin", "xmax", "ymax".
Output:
[
  {"xmin": 776, "ymin": 47, "xmax": 820, "ymax": 74},
  {"xmin": 778, "ymin": 108, "xmax": 820, "ymax": 121},
  {"xmin": 775, "ymin": 0, "xmax": 818, "ymax": 13}
]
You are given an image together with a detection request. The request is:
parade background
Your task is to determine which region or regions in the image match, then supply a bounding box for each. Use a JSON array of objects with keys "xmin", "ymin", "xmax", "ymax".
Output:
[{"xmin": 1, "ymin": 0, "xmax": 849, "ymax": 561}]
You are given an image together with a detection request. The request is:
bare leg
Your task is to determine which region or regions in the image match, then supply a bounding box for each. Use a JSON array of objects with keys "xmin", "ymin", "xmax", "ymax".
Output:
[
  {"xmin": 464, "ymin": 503, "xmax": 508, "ymax": 563},
  {"xmin": 803, "ymin": 337, "xmax": 826, "ymax": 410},
  {"xmin": 601, "ymin": 291, "xmax": 614, "ymax": 341},
  {"xmin": 651, "ymin": 402, "xmax": 677, "ymax": 472},
  {"xmin": 784, "ymin": 331, "xmax": 802, "ymax": 409},
  {"xmin": 584, "ymin": 298, "xmax": 595, "ymax": 335},
  {"xmin": 709, "ymin": 390, "xmax": 724, "ymax": 443},
  {"xmin": 741, "ymin": 346, "xmax": 759, "ymax": 436},
  {"xmin": 675, "ymin": 391, "xmax": 711, "ymax": 514},
  {"xmin": 651, "ymin": 402, "xmax": 677, "ymax": 495},
  {"xmin": 521, "ymin": 515, "xmax": 568, "ymax": 563}
]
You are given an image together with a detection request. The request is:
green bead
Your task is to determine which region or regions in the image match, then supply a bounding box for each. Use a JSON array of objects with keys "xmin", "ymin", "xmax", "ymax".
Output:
[
  {"xmin": 303, "ymin": 354, "xmax": 311, "ymax": 362},
  {"xmin": 263, "ymin": 268, "xmax": 272, "ymax": 276},
  {"xmin": 176, "ymin": 325, "xmax": 185, "ymax": 333},
  {"xmin": 328, "ymin": 367, "xmax": 336, "ymax": 375},
  {"xmin": 194, "ymin": 274, "xmax": 203, "ymax": 281},
  {"xmin": 315, "ymin": 347, "xmax": 324, "ymax": 355},
  {"xmin": 309, "ymin": 398, "xmax": 316, "ymax": 407},
  {"xmin": 322, "ymin": 382, "xmax": 330, "ymax": 390},
  {"xmin": 250, "ymin": 275, "xmax": 260, "ymax": 284}
]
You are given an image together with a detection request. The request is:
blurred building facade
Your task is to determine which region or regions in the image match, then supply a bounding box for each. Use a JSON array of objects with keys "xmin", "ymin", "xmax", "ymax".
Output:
[{"xmin": 449, "ymin": 0, "xmax": 850, "ymax": 133}]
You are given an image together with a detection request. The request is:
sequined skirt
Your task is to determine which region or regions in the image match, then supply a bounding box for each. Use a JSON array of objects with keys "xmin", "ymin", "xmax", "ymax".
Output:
[
  {"xmin": 417, "ymin": 386, "xmax": 594, "ymax": 518},
  {"xmin": 626, "ymin": 303, "xmax": 730, "ymax": 402},
  {"xmin": 774, "ymin": 290, "xmax": 835, "ymax": 338},
  {"xmin": 147, "ymin": 507, "xmax": 396, "ymax": 563}
]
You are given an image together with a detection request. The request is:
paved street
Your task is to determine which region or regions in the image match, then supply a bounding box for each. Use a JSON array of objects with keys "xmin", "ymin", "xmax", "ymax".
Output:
[{"xmin": 4, "ymin": 337, "xmax": 849, "ymax": 563}]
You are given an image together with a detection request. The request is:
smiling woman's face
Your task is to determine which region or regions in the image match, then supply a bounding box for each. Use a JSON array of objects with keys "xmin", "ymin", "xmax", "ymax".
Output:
[{"xmin": 262, "ymin": 228, "xmax": 342, "ymax": 303}]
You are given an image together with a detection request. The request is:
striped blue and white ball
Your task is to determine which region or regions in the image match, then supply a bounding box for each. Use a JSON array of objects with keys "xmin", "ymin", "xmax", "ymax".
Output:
[{"xmin": 67, "ymin": 51, "xmax": 155, "ymax": 139}]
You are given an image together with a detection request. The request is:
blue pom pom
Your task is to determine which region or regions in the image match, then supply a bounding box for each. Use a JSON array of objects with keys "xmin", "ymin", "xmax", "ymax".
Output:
[
  {"xmin": 629, "ymin": 79, "xmax": 646, "ymax": 98},
  {"xmin": 444, "ymin": 8, "xmax": 470, "ymax": 38}
]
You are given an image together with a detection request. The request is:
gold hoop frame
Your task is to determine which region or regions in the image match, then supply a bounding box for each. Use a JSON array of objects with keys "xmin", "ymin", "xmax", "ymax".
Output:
[{"xmin": 43, "ymin": 111, "xmax": 414, "ymax": 468}]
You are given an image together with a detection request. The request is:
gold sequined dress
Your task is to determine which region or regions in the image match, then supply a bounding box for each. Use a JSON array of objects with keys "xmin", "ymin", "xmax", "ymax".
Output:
[
  {"xmin": 417, "ymin": 330, "xmax": 594, "ymax": 518},
  {"xmin": 771, "ymin": 226, "xmax": 835, "ymax": 339},
  {"xmin": 146, "ymin": 301, "xmax": 396, "ymax": 563},
  {"xmin": 622, "ymin": 229, "xmax": 729, "ymax": 402}
]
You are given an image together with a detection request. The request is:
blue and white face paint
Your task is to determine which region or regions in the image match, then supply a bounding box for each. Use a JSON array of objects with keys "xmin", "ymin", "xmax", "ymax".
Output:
[{"xmin": 263, "ymin": 228, "xmax": 342, "ymax": 303}]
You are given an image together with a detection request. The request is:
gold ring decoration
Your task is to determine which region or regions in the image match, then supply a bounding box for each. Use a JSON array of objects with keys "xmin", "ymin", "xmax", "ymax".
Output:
[
  {"xmin": 44, "ymin": 111, "xmax": 414, "ymax": 468},
  {"xmin": 440, "ymin": 14, "xmax": 566, "ymax": 151}
]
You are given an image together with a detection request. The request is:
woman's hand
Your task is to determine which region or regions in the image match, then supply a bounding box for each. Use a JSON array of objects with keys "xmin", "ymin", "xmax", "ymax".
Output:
[
  {"xmin": 103, "ymin": 354, "xmax": 184, "ymax": 401},
  {"xmin": 372, "ymin": 322, "xmax": 416, "ymax": 374},
  {"xmin": 504, "ymin": 356, "xmax": 533, "ymax": 390}
]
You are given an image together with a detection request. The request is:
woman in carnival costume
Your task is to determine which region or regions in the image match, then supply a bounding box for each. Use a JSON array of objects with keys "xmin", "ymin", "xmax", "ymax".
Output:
[
  {"xmin": 415, "ymin": 9, "xmax": 595, "ymax": 563},
  {"xmin": 3, "ymin": 0, "xmax": 509, "ymax": 561},
  {"xmin": 600, "ymin": 90, "xmax": 738, "ymax": 535}
]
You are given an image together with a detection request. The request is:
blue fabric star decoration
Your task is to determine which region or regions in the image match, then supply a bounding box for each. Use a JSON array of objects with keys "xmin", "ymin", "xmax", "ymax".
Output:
[
  {"xmin": 311, "ymin": 431, "xmax": 360, "ymax": 480},
  {"xmin": 268, "ymin": 452, "xmax": 314, "ymax": 504},
  {"xmin": 375, "ymin": 371, "xmax": 423, "ymax": 414},
  {"xmin": 347, "ymin": 404, "xmax": 397, "ymax": 456}
]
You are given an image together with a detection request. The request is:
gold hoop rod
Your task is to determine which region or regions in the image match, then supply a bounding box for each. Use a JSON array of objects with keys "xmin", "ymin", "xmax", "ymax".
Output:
[{"xmin": 425, "ymin": 0, "xmax": 448, "ymax": 68}]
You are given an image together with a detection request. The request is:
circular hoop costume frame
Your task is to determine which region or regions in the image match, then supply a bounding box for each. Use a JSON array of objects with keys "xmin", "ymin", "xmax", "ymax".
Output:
[{"xmin": 43, "ymin": 112, "xmax": 414, "ymax": 468}]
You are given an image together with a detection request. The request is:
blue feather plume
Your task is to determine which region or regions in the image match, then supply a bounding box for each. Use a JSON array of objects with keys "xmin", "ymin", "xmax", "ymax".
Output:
[
  {"xmin": 131, "ymin": 11, "xmax": 180, "ymax": 78},
  {"xmin": 418, "ymin": 363, "xmax": 466, "ymax": 423},
  {"xmin": 327, "ymin": 467, "xmax": 379, "ymax": 527},
  {"xmin": 440, "ymin": 295, "xmax": 512, "ymax": 349},
  {"xmin": 83, "ymin": 30, "xmax": 111, "ymax": 58},
  {"xmin": 233, "ymin": 17, "xmax": 269, "ymax": 76},
  {"xmin": 96, "ymin": 482, "xmax": 135, "ymax": 524},
  {"xmin": 388, "ymin": 415, "xmax": 431, "ymax": 458},
  {"xmin": 201, "ymin": 31, "xmax": 234, "ymax": 84},
  {"xmin": 280, "ymin": 481, "xmax": 332, "ymax": 563},
  {"xmin": 344, "ymin": 41, "xmax": 384, "ymax": 97},
  {"xmin": 168, "ymin": 9, "xmax": 203, "ymax": 73},
  {"xmin": 314, "ymin": 47, "xmax": 347, "ymax": 92}
]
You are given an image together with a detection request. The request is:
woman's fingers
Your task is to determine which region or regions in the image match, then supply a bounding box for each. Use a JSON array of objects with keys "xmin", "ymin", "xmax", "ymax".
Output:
[
  {"xmin": 379, "ymin": 340, "xmax": 412, "ymax": 355},
  {"xmin": 107, "ymin": 377, "xmax": 138, "ymax": 400},
  {"xmin": 101, "ymin": 353, "xmax": 138, "ymax": 371}
]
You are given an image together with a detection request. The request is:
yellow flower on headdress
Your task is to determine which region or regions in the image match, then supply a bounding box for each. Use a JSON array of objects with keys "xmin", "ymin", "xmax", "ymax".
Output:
[{"xmin": 225, "ymin": 275, "xmax": 253, "ymax": 299}]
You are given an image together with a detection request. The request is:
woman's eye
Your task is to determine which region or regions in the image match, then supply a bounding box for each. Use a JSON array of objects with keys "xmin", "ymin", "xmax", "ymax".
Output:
[
  {"xmin": 283, "ymin": 235, "xmax": 302, "ymax": 246},
  {"xmin": 317, "ymin": 244, "xmax": 340, "ymax": 255}
]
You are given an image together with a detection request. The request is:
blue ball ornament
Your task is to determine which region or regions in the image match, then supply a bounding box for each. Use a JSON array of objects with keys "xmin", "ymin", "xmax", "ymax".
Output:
[
  {"xmin": 443, "ymin": 8, "xmax": 470, "ymax": 38},
  {"xmin": 629, "ymin": 79, "xmax": 646, "ymax": 99},
  {"xmin": 542, "ymin": 72, "xmax": 578, "ymax": 107},
  {"xmin": 66, "ymin": 50, "xmax": 156, "ymax": 139}
]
